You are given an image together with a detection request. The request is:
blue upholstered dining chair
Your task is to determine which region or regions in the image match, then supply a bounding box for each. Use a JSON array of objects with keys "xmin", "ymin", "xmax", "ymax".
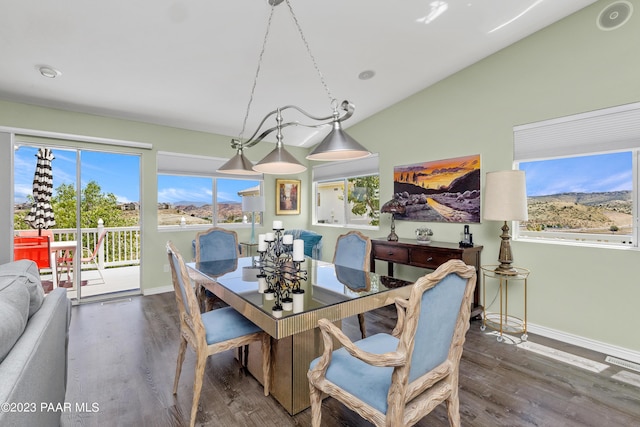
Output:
[
  {"xmin": 167, "ymin": 241, "xmax": 270, "ymax": 427},
  {"xmin": 308, "ymin": 259, "xmax": 477, "ymax": 427},
  {"xmin": 333, "ymin": 230, "xmax": 371, "ymax": 339},
  {"xmin": 193, "ymin": 227, "xmax": 239, "ymax": 312}
]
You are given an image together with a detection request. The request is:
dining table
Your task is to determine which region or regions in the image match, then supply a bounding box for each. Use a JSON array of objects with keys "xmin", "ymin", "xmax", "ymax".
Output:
[{"xmin": 187, "ymin": 256, "xmax": 414, "ymax": 415}]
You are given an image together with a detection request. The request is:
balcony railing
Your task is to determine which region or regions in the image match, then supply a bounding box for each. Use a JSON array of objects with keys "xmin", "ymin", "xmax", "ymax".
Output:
[{"xmin": 50, "ymin": 223, "xmax": 140, "ymax": 269}]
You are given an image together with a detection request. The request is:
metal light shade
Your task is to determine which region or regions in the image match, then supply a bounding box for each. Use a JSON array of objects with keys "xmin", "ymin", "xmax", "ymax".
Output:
[
  {"xmin": 253, "ymin": 144, "xmax": 307, "ymax": 174},
  {"xmin": 483, "ymin": 170, "xmax": 528, "ymax": 275},
  {"xmin": 306, "ymin": 120, "xmax": 371, "ymax": 161},
  {"xmin": 217, "ymin": 149, "xmax": 261, "ymax": 175}
]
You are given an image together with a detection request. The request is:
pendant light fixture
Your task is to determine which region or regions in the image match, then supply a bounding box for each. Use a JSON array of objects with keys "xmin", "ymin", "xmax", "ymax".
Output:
[{"xmin": 217, "ymin": 0, "xmax": 371, "ymax": 176}]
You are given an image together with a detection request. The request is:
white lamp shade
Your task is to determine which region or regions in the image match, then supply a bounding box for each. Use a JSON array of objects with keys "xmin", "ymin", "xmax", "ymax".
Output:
[
  {"xmin": 242, "ymin": 195, "xmax": 265, "ymax": 212},
  {"xmin": 483, "ymin": 170, "xmax": 528, "ymax": 221}
]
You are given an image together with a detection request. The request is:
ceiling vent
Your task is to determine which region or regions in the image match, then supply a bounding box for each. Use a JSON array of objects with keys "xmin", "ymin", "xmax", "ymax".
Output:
[{"xmin": 597, "ymin": 1, "xmax": 633, "ymax": 31}]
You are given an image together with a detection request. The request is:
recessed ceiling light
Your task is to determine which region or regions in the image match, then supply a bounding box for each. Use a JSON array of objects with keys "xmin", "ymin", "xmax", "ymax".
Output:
[
  {"xmin": 38, "ymin": 66, "xmax": 61, "ymax": 79},
  {"xmin": 358, "ymin": 70, "xmax": 375, "ymax": 80}
]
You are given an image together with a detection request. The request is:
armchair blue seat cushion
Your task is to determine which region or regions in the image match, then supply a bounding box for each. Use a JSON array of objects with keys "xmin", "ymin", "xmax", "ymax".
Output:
[
  {"xmin": 284, "ymin": 229, "xmax": 322, "ymax": 259},
  {"xmin": 310, "ymin": 333, "xmax": 398, "ymax": 414}
]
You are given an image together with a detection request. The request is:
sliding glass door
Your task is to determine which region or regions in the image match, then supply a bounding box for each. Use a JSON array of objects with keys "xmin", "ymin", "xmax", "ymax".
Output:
[{"xmin": 14, "ymin": 143, "xmax": 141, "ymax": 302}]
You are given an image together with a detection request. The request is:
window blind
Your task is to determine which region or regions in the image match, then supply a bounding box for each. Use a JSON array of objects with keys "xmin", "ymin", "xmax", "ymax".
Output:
[
  {"xmin": 312, "ymin": 153, "xmax": 379, "ymax": 182},
  {"xmin": 514, "ymin": 102, "xmax": 640, "ymax": 161},
  {"xmin": 157, "ymin": 151, "xmax": 263, "ymax": 179}
]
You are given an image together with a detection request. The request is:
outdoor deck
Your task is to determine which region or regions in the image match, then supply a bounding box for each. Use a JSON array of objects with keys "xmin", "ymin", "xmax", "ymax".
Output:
[{"xmin": 41, "ymin": 265, "xmax": 140, "ymax": 300}]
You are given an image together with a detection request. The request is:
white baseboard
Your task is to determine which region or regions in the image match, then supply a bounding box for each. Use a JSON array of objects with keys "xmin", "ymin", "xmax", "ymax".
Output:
[
  {"xmin": 528, "ymin": 322, "xmax": 640, "ymax": 365},
  {"xmin": 142, "ymin": 285, "xmax": 173, "ymax": 296}
]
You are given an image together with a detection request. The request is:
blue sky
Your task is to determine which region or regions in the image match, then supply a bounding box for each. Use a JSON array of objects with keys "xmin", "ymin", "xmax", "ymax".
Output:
[
  {"xmin": 14, "ymin": 146, "xmax": 257, "ymax": 204},
  {"xmin": 518, "ymin": 151, "xmax": 632, "ymax": 196},
  {"xmin": 14, "ymin": 147, "xmax": 141, "ymax": 204}
]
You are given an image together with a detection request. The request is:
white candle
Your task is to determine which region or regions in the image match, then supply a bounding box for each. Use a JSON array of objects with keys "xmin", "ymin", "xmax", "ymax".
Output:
[
  {"xmin": 293, "ymin": 239, "xmax": 304, "ymax": 261},
  {"xmin": 265, "ymin": 232, "xmax": 275, "ymax": 242},
  {"xmin": 272, "ymin": 307, "xmax": 283, "ymax": 318},
  {"xmin": 258, "ymin": 234, "xmax": 267, "ymax": 251},
  {"xmin": 293, "ymin": 291, "xmax": 304, "ymax": 313},
  {"xmin": 282, "ymin": 299, "xmax": 293, "ymax": 311},
  {"xmin": 264, "ymin": 290, "xmax": 274, "ymax": 301},
  {"xmin": 282, "ymin": 234, "xmax": 293, "ymax": 245},
  {"xmin": 257, "ymin": 275, "xmax": 267, "ymax": 293},
  {"xmin": 273, "ymin": 220, "xmax": 283, "ymax": 230}
]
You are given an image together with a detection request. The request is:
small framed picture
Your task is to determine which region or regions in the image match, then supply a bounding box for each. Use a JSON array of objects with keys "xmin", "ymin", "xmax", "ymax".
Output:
[{"xmin": 276, "ymin": 179, "xmax": 301, "ymax": 215}]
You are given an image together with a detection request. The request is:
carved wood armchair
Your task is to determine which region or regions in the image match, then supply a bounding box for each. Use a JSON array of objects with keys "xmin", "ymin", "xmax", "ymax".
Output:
[{"xmin": 308, "ymin": 259, "xmax": 476, "ymax": 427}]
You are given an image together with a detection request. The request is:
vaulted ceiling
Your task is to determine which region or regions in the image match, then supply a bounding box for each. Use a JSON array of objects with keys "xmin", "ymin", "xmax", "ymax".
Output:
[{"xmin": 0, "ymin": 0, "xmax": 598, "ymax": 146}]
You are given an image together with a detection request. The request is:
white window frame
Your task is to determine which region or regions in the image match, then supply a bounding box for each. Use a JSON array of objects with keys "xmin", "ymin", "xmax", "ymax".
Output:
[
  {"xmin": 513, "ymin": 102, "xmax": 640, "ymax": 248},
  {"xmin": 312, "ymin": 154, "xmax": 380, "ymax": 230},
  {"xmin": 157, "ymin": 151, "xmax": 263, "ymax": 231}
]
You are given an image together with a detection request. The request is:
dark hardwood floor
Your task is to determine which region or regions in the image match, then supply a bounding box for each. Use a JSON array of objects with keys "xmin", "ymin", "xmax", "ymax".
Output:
[{"xmin": 61, "ymin": 292, "xmax": 640, "ymax": 426}]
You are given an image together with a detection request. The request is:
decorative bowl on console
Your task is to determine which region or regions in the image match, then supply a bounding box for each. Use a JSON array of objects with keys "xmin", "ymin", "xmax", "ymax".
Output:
[{"xmin": 415, "ymin": 228, "xmax": 433, "ymax": 244}]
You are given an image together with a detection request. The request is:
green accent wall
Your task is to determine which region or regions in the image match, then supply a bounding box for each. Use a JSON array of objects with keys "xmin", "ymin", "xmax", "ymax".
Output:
[{"xmin": 332, "ymin": 0, "xmax": 640, "ymax": 352}]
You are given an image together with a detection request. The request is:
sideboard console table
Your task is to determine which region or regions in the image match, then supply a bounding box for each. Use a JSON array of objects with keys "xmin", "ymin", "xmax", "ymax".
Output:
[{"xmin": 370, "ymin": 238, "xmax": 483, "ymax": 316}]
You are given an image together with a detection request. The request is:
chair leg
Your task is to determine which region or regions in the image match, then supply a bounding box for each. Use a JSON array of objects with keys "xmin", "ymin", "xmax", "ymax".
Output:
[
  {"xmin": 261, "ymin": 334, "xmax": 271, "ymax": 396},
  {"xmin": 446, "ymin": 376, "xmax": 461, "ymax": 427},
  {"xmin": 357, "ymin": 313, "xmax": 367, "ymax": 339},
  {"xmin": 190, "ymin": 351, "xmax": 208, "ymax": 427},
  {"xmin": 309, "ymin": 381, "xmax": 323, "ymax": 427},
  {"xmin": 173, "ymin": 338, "xmax": 188, "ymax": 394}
]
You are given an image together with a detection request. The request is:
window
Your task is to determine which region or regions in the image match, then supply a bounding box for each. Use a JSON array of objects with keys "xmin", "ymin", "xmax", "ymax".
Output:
[
  {"xmin": 513, "ymin": 103, "xmax": 640, "ymax": 247},
  {"xmin": 157, "ymin": 152, "xmax": 262, "ymax": 228},
  {"xmin": 313, "ymin": 154, "xmax": 379, "ymax": 228}
]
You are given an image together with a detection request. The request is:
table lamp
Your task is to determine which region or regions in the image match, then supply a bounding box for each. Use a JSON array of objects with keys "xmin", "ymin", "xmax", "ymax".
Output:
[
  {"xmin": 380, "ymin": 197, "xmax": 406, "ymax": 241},
  {"xmin": 483, "ymin": 170, "xmax": 528, "ymax": 275},
  {"xmin": 242, "ymin": 195, "xmax": 265, "ymax": 244}
]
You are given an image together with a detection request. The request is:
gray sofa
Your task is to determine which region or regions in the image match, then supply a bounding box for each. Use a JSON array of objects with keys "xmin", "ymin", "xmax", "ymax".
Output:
[{"xmin": 0, "ymin": 260, "xmax": 71, "ymax": 427}]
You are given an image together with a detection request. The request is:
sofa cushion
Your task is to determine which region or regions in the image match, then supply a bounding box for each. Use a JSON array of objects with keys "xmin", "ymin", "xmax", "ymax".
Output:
[
  {"xmin": 0, "ymin": 259, "xmax": 45, "ymax": 318},
  {"xmin": 0, "ymin": 281, "xmax": 30, "ymax": 363}
]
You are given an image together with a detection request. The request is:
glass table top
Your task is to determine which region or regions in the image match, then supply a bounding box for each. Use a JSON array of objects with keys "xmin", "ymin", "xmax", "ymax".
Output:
[{"xmin": 187, "ymin": 257, "xmax": 413, "ymax": 339}]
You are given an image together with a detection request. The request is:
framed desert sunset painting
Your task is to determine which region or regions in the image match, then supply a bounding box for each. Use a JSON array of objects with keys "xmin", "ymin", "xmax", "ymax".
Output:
[{"xmin": 393, "ymin": 154, "xmax": 481, "ymax": 223}]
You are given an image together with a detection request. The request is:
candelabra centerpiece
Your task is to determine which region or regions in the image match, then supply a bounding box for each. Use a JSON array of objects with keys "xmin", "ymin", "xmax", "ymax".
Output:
[{"xmin": 257, "ymin": 221, "xmax": 308, "ymax": 317}]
